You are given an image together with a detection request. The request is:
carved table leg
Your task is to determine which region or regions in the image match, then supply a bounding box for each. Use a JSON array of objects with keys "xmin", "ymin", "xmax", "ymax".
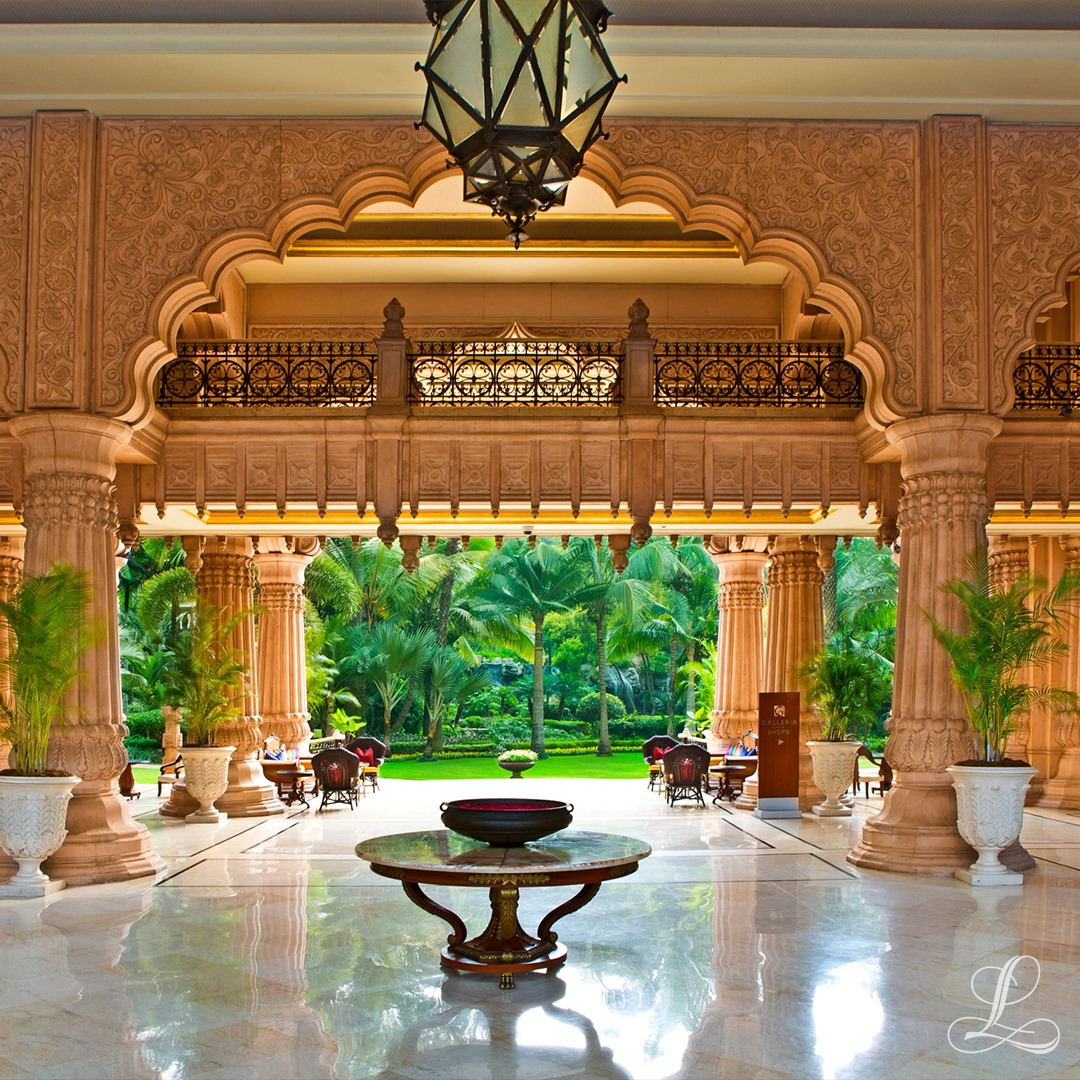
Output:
[
  {"xmin": 537, "ymin": 882, "xmax": 601, "ymax": 945},
  {"xmin": 401, "ymin": 881, "xmax": 467, "ymax": 947}
]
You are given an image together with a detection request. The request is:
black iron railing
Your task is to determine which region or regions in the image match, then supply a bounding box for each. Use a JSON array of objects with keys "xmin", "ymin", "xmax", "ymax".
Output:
[
  {"xmin": 158, "ymin": 340, "xmax": 378, "ymax": 407},
  {"xmin": 408, "ymin": 338, "xmax": 621, "ymax": 407},
  {"xmin": 654, "ymin": 341, "xmax": 860, "ymax": 408},
  {"xmin": 1013, "ymin": 344, "xmax": 1080, "ymax": 411}
]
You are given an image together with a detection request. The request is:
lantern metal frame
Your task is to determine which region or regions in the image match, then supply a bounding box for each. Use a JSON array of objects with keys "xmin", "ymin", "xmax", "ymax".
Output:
[{"xmin": 418, "ymin": 0, "xmax": 625, "ymax": 246}]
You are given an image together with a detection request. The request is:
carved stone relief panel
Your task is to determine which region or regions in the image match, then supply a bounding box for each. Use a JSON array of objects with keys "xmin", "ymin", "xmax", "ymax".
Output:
[
  {"xmin": 540, "ymin": 445, "xmax": 571, "ymax": 496},
  {"xmin": 204, "ymin": 444, "xmax": 238, "ymax": 500},
  {"xmin": 27, "ymin": 113, "xmax": 93, "ymax": 410},
  {"xmin": 932, "ymin": 117, "xmax": 985, "ymax": 410},
  {"xmin": 500, "ymin": 446, "xmax": 530, "ymax": 497},
  {"xmin": 990, "ymin": 125, "xmax": 1080, "ymax": 412},
  {"xmin": 459, "ymin": 444, "xmax": 489, "ymax": 496},
  {"xmin": 829, "ymin": 447, "xmax": 862, "ymax": 501},
  {"xmin": 751, "ymin": 445, "xmax": 782, "ymax": 498},
  {"xmin": 744, "ymin": 123, "xmax": 919, "ymax": 409},
  {"xmin": 325, "ymin": 442, "xmax": 358, "ymax": 498},
  {"xmin": 790, "ymin": 446, "xmax": 822, "ymax": 498},
  {"xmin": 0, "ymin": 444, "xmax": 17, "ymax": 503},
  {"xmin": 163, "ymin": 445, "xmax": 197, "ymax": 502},
  {"xmin": 579, "ymin": 444, "xmax": 611, "ymax": 499},
  {"xmin": 712, "ymin": 446, "xmax": 744, "ymax": 501},
  {"xmin": 100, "ymin": 120, "xmax": 284, "ymax": 411},
  {"xmin": 245, "ymin": 444, "xmax": 278, "ymax": 499},
  {"xmin": 0, "ymin": 120, "xmax": 30, "ymax": 415},
  {"xmin": 286, "ymin": 445, "xmax": 318, "ymax": 498}
]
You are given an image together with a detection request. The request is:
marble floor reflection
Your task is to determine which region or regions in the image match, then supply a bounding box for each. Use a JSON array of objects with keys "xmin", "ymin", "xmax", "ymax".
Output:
[{"xmin": 1, "ymin": 777, "xmax": 1079, "ymax": 1079}]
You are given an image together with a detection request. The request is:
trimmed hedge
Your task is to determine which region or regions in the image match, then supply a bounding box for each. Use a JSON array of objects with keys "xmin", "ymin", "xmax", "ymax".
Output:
[{"xmin": 607, "ymin": 716, "xmax": 672, "ymax": 741}]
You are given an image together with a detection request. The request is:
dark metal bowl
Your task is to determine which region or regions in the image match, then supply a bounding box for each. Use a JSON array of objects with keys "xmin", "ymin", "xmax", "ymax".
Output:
[{"xmin": 440, "ymin": 797, "xmax": 574, "ymax": 846}]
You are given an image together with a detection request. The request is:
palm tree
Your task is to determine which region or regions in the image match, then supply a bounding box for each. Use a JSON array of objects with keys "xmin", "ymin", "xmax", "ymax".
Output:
[
  {"xmin": 423, "ymin": 647, "xmax": 491, "ymax": 758},
  {"xmin": 363, "ymin": 623, "xmax": 437, "ymax": 753},
  {"xmin": 570, "ymin": 538, "xmax": 656, "ymax": 755},
  {"xmin": 472, "ymin": 539, "xmax": 585, "ymax": 757}
]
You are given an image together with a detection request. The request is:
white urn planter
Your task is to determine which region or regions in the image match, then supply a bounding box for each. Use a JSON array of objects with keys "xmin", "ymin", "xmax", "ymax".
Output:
[
  {"xmin": 947, "ymin": 764, "xmax": 1037, "ymax": 887},
  {"xmin": 0, "ymin": 773, "xmax": 80, "ymax": 897},
  {"xmin": 179, "ymin": 746, "xmax": 235, "ymax": 824},
  {"xmin": 807, "ymin": 740, "xmax": 861, "ymax": 817}
]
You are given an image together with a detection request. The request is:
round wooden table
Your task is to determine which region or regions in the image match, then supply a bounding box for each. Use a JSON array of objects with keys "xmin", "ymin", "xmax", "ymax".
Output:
[{"xmin": 356, "ymin": 829, "xmax": 651, "ymax": 988}]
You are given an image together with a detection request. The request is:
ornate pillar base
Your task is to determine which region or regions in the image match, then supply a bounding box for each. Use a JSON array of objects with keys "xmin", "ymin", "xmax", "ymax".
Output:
[
  {"xmin": 215, "ymin": 756, "xmax": 285, "ymax": 818},
  {"xmin": 848, "ymin": 771, "xmax": 974, "ymax": 875},
  {"xmin": 1038, "ymin": 749, "xmax": 1080, "ymax": 809},
  {"xmin": 160, "ymin": 755, "xmax": 283, "ymax": 818},
  {"xmin": 735, "ymin": 774, "xmax": 758, "ymax": 811},
  {"xmin": 43, "ymin": 781, "xmax": 165, "ymax": 885}
]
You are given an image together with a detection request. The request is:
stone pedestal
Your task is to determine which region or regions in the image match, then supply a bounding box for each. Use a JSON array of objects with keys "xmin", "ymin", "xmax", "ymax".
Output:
[
  {"xmin": 161, "ymin": 536, "xmax": 283, "ymax": 819},
  {"xmin": 12, "ymin": 413, "xmax": 164, "ymax": 885},
  {"xmin": 850, "ymin": 414, "xmax": 1001, "ymax": 875},
  {"xmin": 254, "ymin": 537, "xmax": 319, "ymax": 754},
  {"xmin": 763, "ymin": 535, "xmax": 825, "ymax": 811}
]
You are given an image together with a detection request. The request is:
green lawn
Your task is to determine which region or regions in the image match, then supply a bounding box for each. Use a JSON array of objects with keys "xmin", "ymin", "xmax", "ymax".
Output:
[
  {"xmin": 382, "ymin": 751, "xmax": 645, "ymax": 781},
  {"xmin": 128, "ymin": 752, "xmax": 647, "ymax": 789}
]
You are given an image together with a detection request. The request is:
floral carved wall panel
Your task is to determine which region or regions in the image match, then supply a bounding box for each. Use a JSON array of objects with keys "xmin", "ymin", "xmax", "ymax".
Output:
[
  {"xmin": 0, "ymin": 120, "xmax": 30, "ymax": 415},
  {"xmin": 932, "ymin": 117, "xmax": 985, "ymax": 410},
  {"xmin": 27, "ymin": 112, "xmax": 93, "ymax": 410},
  {"xmin": 990, "ymin": 125, "xmax": 1080, "ymax": 413},
  {"xmin": 606, "ymin": 120, "xmax": 919, "ymax": 413}
]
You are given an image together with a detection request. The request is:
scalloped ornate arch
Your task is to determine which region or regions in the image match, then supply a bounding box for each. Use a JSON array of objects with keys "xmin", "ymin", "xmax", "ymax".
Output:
[
  {"xmin": 990, "ymin": 124, "xmax": 1080, "ymax": 414},
  {"xmin": 100, "ymin": 118, "xmax": 917, "ymax": 428}
]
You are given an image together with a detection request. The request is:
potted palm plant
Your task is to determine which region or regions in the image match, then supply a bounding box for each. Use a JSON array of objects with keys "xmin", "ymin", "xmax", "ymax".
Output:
[
  {"xmin": 930, "ymin": 547, "xmax": 1080, "ymax": 886},
  {"xmin": 0, "ymin": 564, "xmax": 94, "ymax": 895},
  {"xmin": 799, "ymin": 633, "xmax": 889, "ymax": 816},
  {"xmin": 159, "ymin": 598, "xmax": 249, "ymax": 823}
]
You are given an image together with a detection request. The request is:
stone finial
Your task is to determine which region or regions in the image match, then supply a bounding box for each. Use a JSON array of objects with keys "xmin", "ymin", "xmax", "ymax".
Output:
[
  {"xmin": 399, "ymin": 535, "xmax": 421, "ymax": 573},
  {"xmin": 381, "ymin": 298, "xmax": 406, "ymax": 340},
  {"xmin": 609, "ymin": 535, "xmax": 631, "ymax": 573},
  {"xmin": 630, "ymin": 518, "xmax": 653, "ymax": 548},
  {"xmin": 626, "ymin": 298, "xmax": 651, "ymax": 339},
  {"xmin": 377, "ymin": 516, "xmax": 400, "ymax": 548},
  {"xmin": 876, "ymin": 518, "xmax": 899, "ymax": 550}
]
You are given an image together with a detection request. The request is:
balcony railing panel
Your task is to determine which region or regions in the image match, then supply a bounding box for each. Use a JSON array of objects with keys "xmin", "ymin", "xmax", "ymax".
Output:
[
  {"xmin": 408, "ymin": 338, "xmax": 622, "ymax": 407},
  {"xmin": 159, "ymin": 340, "xmax": 378, "ymax": 407},
  {"xmin": 1013, "ymin": 344, "xmax": 1080, "ymax": 411},
  {"xmin": 654, "ymin": 341, "xmax": 861, "ymax": 408}
]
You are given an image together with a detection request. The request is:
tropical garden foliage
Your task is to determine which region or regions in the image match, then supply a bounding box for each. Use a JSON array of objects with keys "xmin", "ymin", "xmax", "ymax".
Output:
[{"xmin": 116, "ymin": 534, "xmax": 897, "ymax": 761}]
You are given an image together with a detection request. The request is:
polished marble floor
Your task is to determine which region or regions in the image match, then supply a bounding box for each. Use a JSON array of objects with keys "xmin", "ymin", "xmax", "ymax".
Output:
[{"xmin": 1, "ymin": 776, "xmax": 1079, "ymax": 1079}]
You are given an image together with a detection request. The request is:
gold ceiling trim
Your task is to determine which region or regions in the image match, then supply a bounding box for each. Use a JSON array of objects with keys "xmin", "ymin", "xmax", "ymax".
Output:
[{"xmin": 288, "ymin": 239, "xmax": 741, "ymax": 259}]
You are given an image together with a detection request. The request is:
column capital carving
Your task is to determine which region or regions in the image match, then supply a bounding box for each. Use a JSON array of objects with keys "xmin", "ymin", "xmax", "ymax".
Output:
[
  {"xmin": 10, "ymin": 412, "xmax": 132, "ymax": 479},
  {"xmin": 884, "ymin": 413, "xmax": 1002, "ymax": 479}
]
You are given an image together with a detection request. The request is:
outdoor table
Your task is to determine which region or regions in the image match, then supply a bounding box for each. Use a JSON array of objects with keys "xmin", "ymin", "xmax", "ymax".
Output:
[
  {"xmin": 356, "ymin": 829, "xmax": 651, "ymax": 988},
  {"xmin": 709, "ymin": 762, "xmax": 748, "ymax": 804},
  {"xmin": 273, "ymin": 768, "xmax": 314, "ymax": 809}
]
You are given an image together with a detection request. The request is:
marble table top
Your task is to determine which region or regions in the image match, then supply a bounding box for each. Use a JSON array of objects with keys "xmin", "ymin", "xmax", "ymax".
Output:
[{"xmin": 356, "ymin": 829, "xmax": 651, "ymax": 877}]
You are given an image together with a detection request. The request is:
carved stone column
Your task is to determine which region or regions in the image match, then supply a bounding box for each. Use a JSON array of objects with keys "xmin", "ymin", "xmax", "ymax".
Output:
[
  {"xmin": 850, "ymin": 414, "xmax": 1002, "ymax": 875},
  {"xmin": 762, "ymin": 536, "xmax": 825, "ymax": 810},
  {"xmin": 12, "ymin": 413, "xmax": 164, "ymax": 884},
  {"xmin": 707, "ymin": 539, "xmax": 768, "ymax": 744},
  {"xmin": 254, "ymin": 537, "xmax": 320, "ymax": 754},
  {"xmin": 1041, "ymin": 536, "xmax": 1080, "ymax": 810},
  {"xmin": 161, "ymin": 536, "xmax": 283, "ymax": 818}
]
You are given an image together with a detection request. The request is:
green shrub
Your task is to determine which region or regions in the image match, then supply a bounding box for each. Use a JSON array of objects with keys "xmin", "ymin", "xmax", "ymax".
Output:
[
  {"xmin": 123, "ymin": 736, "xmax": 162, "ymax": 763},
  {"xmin": 461, "ymin": 686, "xmax": 528, "ymax": 720},
  {"xmin": 487, "ymin": 718, "xmax": 532, "ymax": 748},
  {"xmin": 575, "ymin": 692, "xmax": 626, "ymax": 725},
  {"xmin": 608, "ymin": 715, "xmax": 670, "ymax": 741}
]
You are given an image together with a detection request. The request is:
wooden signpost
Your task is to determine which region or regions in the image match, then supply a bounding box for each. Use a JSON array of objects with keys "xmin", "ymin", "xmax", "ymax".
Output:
[{"xmin": 754, "ymin": 691, "xmax": 801, "ymax": 819}]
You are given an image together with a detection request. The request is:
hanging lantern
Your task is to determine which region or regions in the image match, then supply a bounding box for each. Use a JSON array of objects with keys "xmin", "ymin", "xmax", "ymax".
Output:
[{"xmin": 418, "ymin": 0, "xmax": 625, "ymax": 247}]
